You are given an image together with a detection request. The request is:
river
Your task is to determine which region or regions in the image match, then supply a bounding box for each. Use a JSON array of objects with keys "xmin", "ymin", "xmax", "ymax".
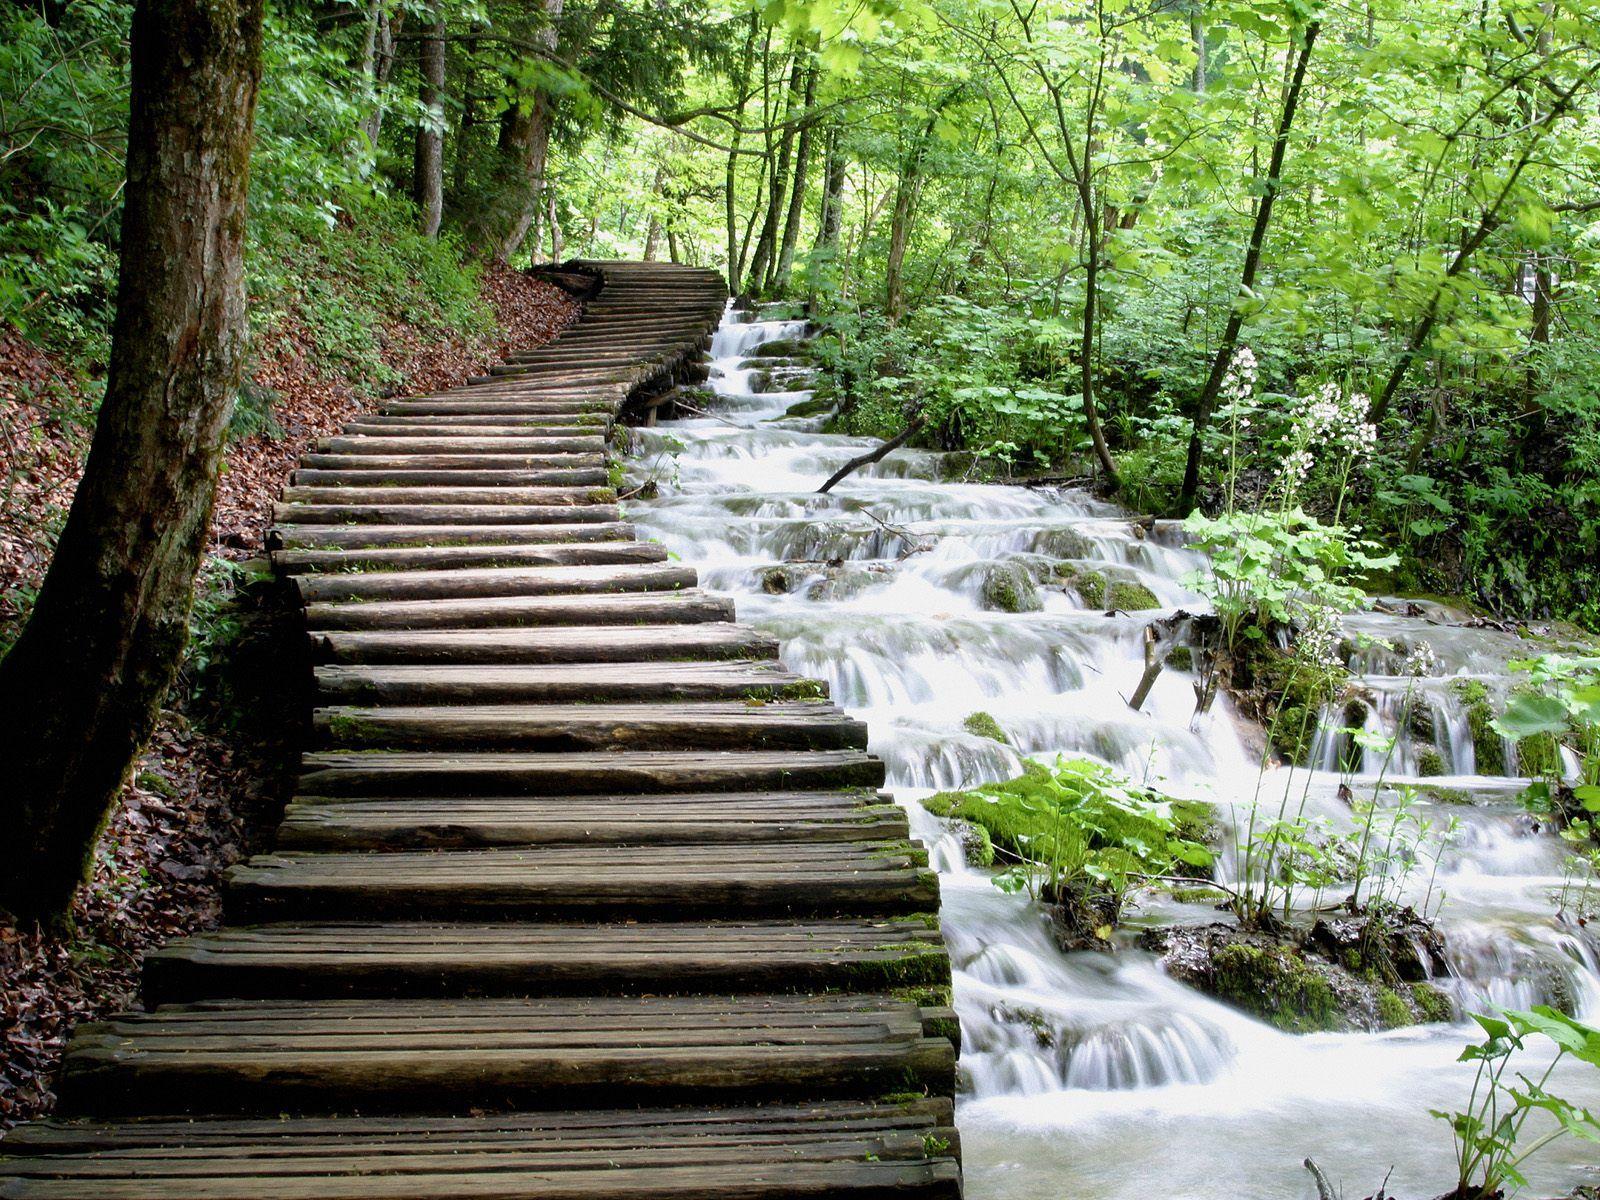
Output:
[{"xmin": 626, "ymin": 303, "xmax": 1600, "ymax": 1200}]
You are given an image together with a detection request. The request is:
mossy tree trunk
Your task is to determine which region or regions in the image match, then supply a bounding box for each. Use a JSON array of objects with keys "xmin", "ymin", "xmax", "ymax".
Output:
[{"xmin": 0, "ymin": 0, "xmax": 263, "ymax": 923}]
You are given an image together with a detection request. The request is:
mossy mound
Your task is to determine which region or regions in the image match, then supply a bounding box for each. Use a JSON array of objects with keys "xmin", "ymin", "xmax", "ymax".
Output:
[
  {"xmin": 962, "ymin": 711, "xmax": 1009, "ymax": 744},
  {"xmin": 1455, "ymin": 679, "xmax": 1508, "ymax": 774},
  {"xmin": 749, "ymin": 336, "xmax": 812, "ymax": 359},
  {"xmin": 781, "ymin": 396, "xmax": 834, "ymax": 420},
  {"xmin": 1051, "ymin": 562, "xmax": 1160, "ymax": 611},
  {"xmin": 1145, "ymin": 917, "xmax": 1455, "ymax": 1033},
  {"xmin": 1417, "ymin": 748, "xmax": 1447, "ymax": 776},
  {"xmin": 979, "ymin": 562, "xmax": 1042, "ymax": 613}
]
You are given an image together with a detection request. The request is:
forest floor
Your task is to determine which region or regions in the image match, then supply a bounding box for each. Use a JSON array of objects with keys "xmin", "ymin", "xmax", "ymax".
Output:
[{"xmin": 0, "ymin": 267, "xmax": 580, "ymax": 1126}]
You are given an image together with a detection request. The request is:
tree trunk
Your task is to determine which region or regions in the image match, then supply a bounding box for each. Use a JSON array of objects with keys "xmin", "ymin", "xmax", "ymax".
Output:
[
  {"xmin": 746, "ymin": 53, "xmax": 803, "ymax": 296},
  {"xmin": 465, "ymin": 0, "xmax": 562, "ymax": 264},
  {"xmin": 773, "ymin": 59, "xmax": 819, "ymax": 292},
  {"xmin": 357, "ymin": 0, "xmax": 398, "ymax": 167},
  {"xmin": 0, "ymin": 0, "xmax": 263, "ymax": 923},
  {"xmin": 413, "ymin": 11, "xmax": 445, "ymax": 238},
  {"xmin": 1178, "ymin": 20, "xmax": 1319, "ymax": 512},
  {"xmin": 724, "ymin": 14, "xmax": 759, "ymax": 292},
  {"xmin": 884, "ymin": 88, "xmax": 962, "ymax": 320},
  {"xmin": 643, "ymin": 164, "xmax": 666, "ymax": 261},
  {"xmin": 815, "ymin": 127, "xmax": 844, "ymax": 251}
]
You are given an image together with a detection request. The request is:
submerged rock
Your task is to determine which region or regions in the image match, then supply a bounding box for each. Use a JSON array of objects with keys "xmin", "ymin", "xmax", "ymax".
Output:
[
  {"xmin": 979, "ymin": 562, "xmax": 1042, "ymax": 613},
  {"xmin": 962, "ymin": 711, "xmax": 1009, "ymax": 744}
]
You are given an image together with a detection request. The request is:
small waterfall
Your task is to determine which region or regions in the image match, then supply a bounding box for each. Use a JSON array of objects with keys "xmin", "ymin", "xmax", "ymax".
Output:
[{"xmin": 627, "ymin": 303, "xmax": 1600, "ymax": 1199}]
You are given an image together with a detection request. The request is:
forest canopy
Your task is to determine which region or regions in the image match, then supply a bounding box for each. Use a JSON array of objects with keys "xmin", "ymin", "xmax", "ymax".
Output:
[{"xmin": 5, "ymin": 0, "xmax": 1600, "ymax": 626}]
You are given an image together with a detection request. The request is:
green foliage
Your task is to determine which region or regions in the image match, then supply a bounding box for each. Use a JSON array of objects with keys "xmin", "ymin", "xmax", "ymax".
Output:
[
  {"xmin": 1435, "ymin": 1007, "xmax": 1600, "ymax": 1200},
  {"xmin": 923, "ymin": 757, "xmax": 1214, "ymax": 926},
  {"xmin": 1210, "ymin": 942, "xmax": 1341, "ymax": 1034}
]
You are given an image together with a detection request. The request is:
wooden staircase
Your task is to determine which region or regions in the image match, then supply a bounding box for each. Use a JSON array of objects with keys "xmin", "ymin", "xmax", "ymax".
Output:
[{"xmin": 0, "ymin": 260, "xmax": 962, "ymax": 1198}]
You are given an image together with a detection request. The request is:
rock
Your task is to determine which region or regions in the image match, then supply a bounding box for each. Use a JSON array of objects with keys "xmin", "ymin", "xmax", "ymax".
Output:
[
  {"xmin": 1144, "ymin": 912, "xmax": 1455, "ymax": 1034},
  {"xmin": 979, "ymin": 562, "xmax": 1042, "ymax": 613}
]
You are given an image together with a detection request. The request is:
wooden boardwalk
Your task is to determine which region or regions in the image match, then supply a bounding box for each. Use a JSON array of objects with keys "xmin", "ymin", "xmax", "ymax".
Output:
[{"xmin": 0, "ymin": 261, "xmax": 962, "ymax": 1198}]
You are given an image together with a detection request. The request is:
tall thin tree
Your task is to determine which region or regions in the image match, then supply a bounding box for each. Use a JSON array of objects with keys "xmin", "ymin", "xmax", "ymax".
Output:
[{"xmin": 0, "ymin": 0, "xmax": 264, "ymax": 922}]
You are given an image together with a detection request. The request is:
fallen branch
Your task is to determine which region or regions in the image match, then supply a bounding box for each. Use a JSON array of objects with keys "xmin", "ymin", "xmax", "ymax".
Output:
[
  {"xmin": 671, "ymin": 398, "xmax": 746, "ymax": 429},
  {"xmin": 848, "ymin": 503, "xmax": 931, "ymax": 559},
  {"xmin": 817, "ymin": 416, "xmax": 924, "ymax": 494}
]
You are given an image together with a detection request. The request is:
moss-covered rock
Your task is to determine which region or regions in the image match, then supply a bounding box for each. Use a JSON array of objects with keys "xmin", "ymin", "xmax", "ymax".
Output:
[
  {"xmin": 781, "ymin": 396, "xmax": 834, "ymax": 420},
  {"xmin": 1455, "ymin": 679, "xmax": 1507, "ymax": 774},
  {"xmin": 1416, "ymin": 748, "xmax": 1447, "ymax": 777},
  {"xmin": 1411, "ymin": 981, "xmax": 1456, "ymax": 1023},
  {"xmin": 979, "ymin": 562, "xmax": 1042, "ymax": 613},
  {"xmin": 1209, "ymin": 942, "xmax": 1342, "ymax": 1033},
  {"xmin": 1108, "ymin": 579, "xmax": 1160, "ymax": 611},
  {"xmin": 962, "ymin": 711, "xmax": 1009, "ymax": 744},
  {"xmin": 1375, "ymin": 987, "xmax": 1413, "ymax": 1028},
  {"xmin": 1164, "ymin": 645, "xmax": 1195, "ymax": 672}
]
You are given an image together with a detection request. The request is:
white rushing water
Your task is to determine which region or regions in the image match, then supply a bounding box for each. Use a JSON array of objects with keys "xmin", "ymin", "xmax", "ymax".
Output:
[{"xmin": 627, "ymin": 304, "xmax": 1600, "ymax": 1199}]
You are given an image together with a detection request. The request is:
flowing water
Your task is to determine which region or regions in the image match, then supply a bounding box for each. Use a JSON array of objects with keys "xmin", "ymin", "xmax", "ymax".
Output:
[{"xmin": 627, "ymin": 305, "xmax": 1600, "ymax": 1199}]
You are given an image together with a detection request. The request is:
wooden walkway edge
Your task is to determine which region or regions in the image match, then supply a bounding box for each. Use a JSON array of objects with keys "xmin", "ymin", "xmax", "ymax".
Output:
[{"xmin": 0, "ymin": 260, "xmax": 962, "ymax": 1199}]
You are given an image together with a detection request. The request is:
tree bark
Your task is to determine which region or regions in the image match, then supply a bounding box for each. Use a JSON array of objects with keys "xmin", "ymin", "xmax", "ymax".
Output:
[
  {"xmin": 357, "ymin": 0, "xmax": 399, "ymax": 167},
  {"xmin": 773, "ymin": 59, "xmax": 819, "ymax": 292},
  {"xmin": 0, "ymin": 0, "xmax": 263, "ymax": 923},
  {"xmin": 413, "ymin": 11, "xmax": 445, "ymax": 238},
  {"xmin": 1178, "ymin": 20, "xmax": 1319, "ymax": 512},
  {"xmin": 746, "ymin": 54, "xmax": 804, "ymax": 297}
]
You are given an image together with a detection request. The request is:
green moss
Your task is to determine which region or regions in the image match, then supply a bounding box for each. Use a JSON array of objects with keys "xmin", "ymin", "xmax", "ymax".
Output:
[
  {"xmin": 1107, "ymin": 579, "xmax": 1161, "ymax": 611},
  {"xmin": 1418, "ymin": 785, "xmax": 1472, "ymax": 805},
  {"xmin": 1164, "ymin": 645, "xmax": 1194, "ymax": 672},
  {"xmin": 979, "ymin": 563, "xmax": 1041, "ymax": 613},
  {"xmin": 1209, "ymin": 943, "xmax": 1342, "ymax": 1033},
  {"xmin": 962, "ymin": 711, "xmax": 1008, "ymax": 744},
  {"xmin": 782, "ymin": 396, "xmax": 834, "ymax": 419},
  {"xmin": 1416, "ymin": 748, "xmax": 1447, "ymax": 777},
  {"xmin": 1411, "ymin": 981, "xmax": 1456, "ymax": 1024},
  {"xmin": 1170, "ymin": 884, "xmax": 1228, "ymax": 904},
  {"xmin": 1376, "ymin": 987, "xmax": 1413, "ymax": 1029}
]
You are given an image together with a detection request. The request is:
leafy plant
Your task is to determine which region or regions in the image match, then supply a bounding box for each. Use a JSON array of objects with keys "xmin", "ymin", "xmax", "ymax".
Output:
[{"xmin": 1434, "ymin": 1007, "xmax": 1600, "ymax": 1200}]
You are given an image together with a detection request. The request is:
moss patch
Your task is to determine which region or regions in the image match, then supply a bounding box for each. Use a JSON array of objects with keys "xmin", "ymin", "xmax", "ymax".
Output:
[
  {"xmin": 962, "ymin": 711, "xmax": 1008, "ymax": 744},
  {"xmin": 1210, "ymin": 942, "xmax": 1341, "ymax": 1033},
  {"xmin": 979, "ymin": 563, "xmax": 1041, "ymax": 613},
  {"xmin": 1416, "ymin": 748, "xmax": 1446, "ymax": 777},
  {"xmin": 1455, "ymin": 679, "xmax": 1507, "ymax": 774}
]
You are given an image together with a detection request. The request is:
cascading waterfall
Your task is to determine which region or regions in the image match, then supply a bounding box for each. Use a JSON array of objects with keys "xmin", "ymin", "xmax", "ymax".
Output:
[{"xmin": 627, "ymin": 302, "xmax": 1600, "ymax": 1200}]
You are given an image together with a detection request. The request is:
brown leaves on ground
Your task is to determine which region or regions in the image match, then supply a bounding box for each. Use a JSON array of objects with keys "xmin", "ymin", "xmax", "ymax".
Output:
[{"xmin": 0, "ymin": 264, "xmax": 580, "ymax": 1127}]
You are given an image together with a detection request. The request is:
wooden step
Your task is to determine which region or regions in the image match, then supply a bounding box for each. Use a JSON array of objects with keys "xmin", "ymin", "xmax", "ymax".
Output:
[
  {"xmin": 0, "ymin": 1102, "xmax": 961, "ymax": 1199},
  {"xmin": 292, "ymin": 562, "xmax": 695, "ymax": 605},
  {"xmin": 337, "ymin": 423, "xmax": 606, "ymax": 440},
  {"xmin": 309, "ymin": 701, "xmax": 868, "ymax": 752},
  {"xmin": 298, "ymin": 452, "xmax": 607, "ymax": 471},
  {"xmin": 273, "ymin": 503, "xmax": 621, "ymax": 526},
  {"xmin": 270, "ymin": 522, "xmax": 633, "ymax": 549},
  {"xmin": 318, "ymin": 436, "xmax": 606, "ymax": 455},
  {"xmin": 312, "ymin": 624, "xmax": 778, "ymax": 665},
  {"xmin": 314, "ymin": 660, "xmax": 816, "ymax": 704},
  {"xmin": 281, "ymin": 486, "xmax": 615, "ymax": 507},
  {"xmin": 355, "ymin": 413, "xmax": 609, "ymax": 428},
  {"xmin": 294, "ymin": 748, "xmax": 886, "ymax": 796},
  {"xmin": 54, "ymin": 994, "xmax": 956, "ymax": 1117},
  {"xmin": 144, "ymin": 918, "xmax": 944, "ymax": 1000},
  {"xmin": 274, "ymin": 790, "xmax": 906, "ymax": 850},
  {"xmin": 275, "ymin": 541, "xmax": 664, "ymax": 575},
  {"xmin": 305, "ymin": 590, "xmax": 733, "ymax": 632},
  {"xmin": 290, "ymin": 468, "xmax": 610, "ymax": 488},
  {"xmin": 381, "ymin": 398, "xmax": 614, "ymax": 414}
]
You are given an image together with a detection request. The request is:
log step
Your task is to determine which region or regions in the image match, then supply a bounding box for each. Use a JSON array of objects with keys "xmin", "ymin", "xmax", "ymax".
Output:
[
  {"xmin": 311, "ymin": 624, "xmax": 778, "ymax": 665},
  {"xmin": 280, "ymin": 486, "xmax": 616, "ymax": 506},
  {"xmin": 291, "ymin": 562, "xmax": 691, "ymax": 605},
  {"xmin": 299, "ymin": 453, "xmax": 607, "ymax": 471},
  {"xmin": 54, "ymin": 994, "xmax": 957, "ymax": 1117},
  {"xmin": 270, "ymin": 522, "xmax": 633, "ymax": 549},
  {"xmin": 0, "ymin": 1103, "xmax": 961, "ymax": 1199},
  {"xmin": 143, "ymin": 918, "xmax": 945, "ymax": 1000},
  {"xmin": 313, "ymin": 660, "xmax": 817, "ymax": 704},
  {"xmin": 318, "ymin": 436, "xmax": 606, "ymax": 454},
  {"xmin": 222, "ymin": 838, "xmax": 928, "ymax": 928},
  {"xmin": 276, "ymin": 541, "xmax": 665, "ymax": 575},
  {"xmin": 294, "ymin": 748, "xmax": 887, "ymax": 795},
  {"xmin": 274, "ymin": 789, "xmax": 907, "ymax": 849},
  {"xmin": 274, "ymin": 503, "xmax": 621, "ymax": 526},
  {"xmin": 306, "ymin": 590, "xmax": 732, "ymax": 632},
  {"xmin": 354, "ymin": 413, "xmax": 609, "ymax": 428},
  {"xmin": 309, "ymin": 701, "xmax": 868, "ymax": 752},
  {"xmin": 289, "ymin": 468, "xmax": 610, "ymax": 487}
]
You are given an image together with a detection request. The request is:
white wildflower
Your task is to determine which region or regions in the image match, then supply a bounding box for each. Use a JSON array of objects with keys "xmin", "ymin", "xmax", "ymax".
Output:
[
  {"xmin": 1296, "ymin": 607, "xmax": 1344, "ymax": 672},
  {"xmin": 1402, "ymin": 643, "xmax": 1439, "ymax": 678}
]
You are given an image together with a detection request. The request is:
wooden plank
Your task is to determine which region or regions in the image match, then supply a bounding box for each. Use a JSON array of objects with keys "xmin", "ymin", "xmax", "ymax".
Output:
[
  {"xmin": 273, "ymin": 503, "xmax": 621, "ymax": 526},
  {"xmin": 292, "ymin": 748, "xmax": 887, "ymax": 796},
  {"xmin": 311, "ymin": 624, "xmax": 779, "ymax": 665},
  {"xmin": 309, "ymin": 701, "xmax": 868, "ymax": 753},
  {"xmin": 304, "ymin": 590, "xmax": 732, "ymax": 632},
  {"xmin": 292, "ymin": 563, "xmax": 696, "ymax": 605},
  {"xmin": 313, "ymin": 660, "xmax": 813, "ymax": 703},
  {"xmin": 275, "ymin": 541, "xmax": 665, "ymax": 575},
  {"xmin": 142, "ymin": 918, "xmax": 946, "ymax": 1001},
  {"xmin": 273, "ymin": 790, "xmax": 908, "ymax": 849},
  {"xmin": 55, "ymin": 994, "xmax": 955, "ymax": 1117},
  {"xmin": 270, "ymin": 523, "xmax": 634, "ymax": 549}
]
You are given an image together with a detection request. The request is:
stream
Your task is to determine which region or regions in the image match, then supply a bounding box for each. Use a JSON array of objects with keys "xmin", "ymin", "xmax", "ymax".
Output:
[{"xmin": 626, "ymin": 304, "xmax": 1600, "ymax": 1200}]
